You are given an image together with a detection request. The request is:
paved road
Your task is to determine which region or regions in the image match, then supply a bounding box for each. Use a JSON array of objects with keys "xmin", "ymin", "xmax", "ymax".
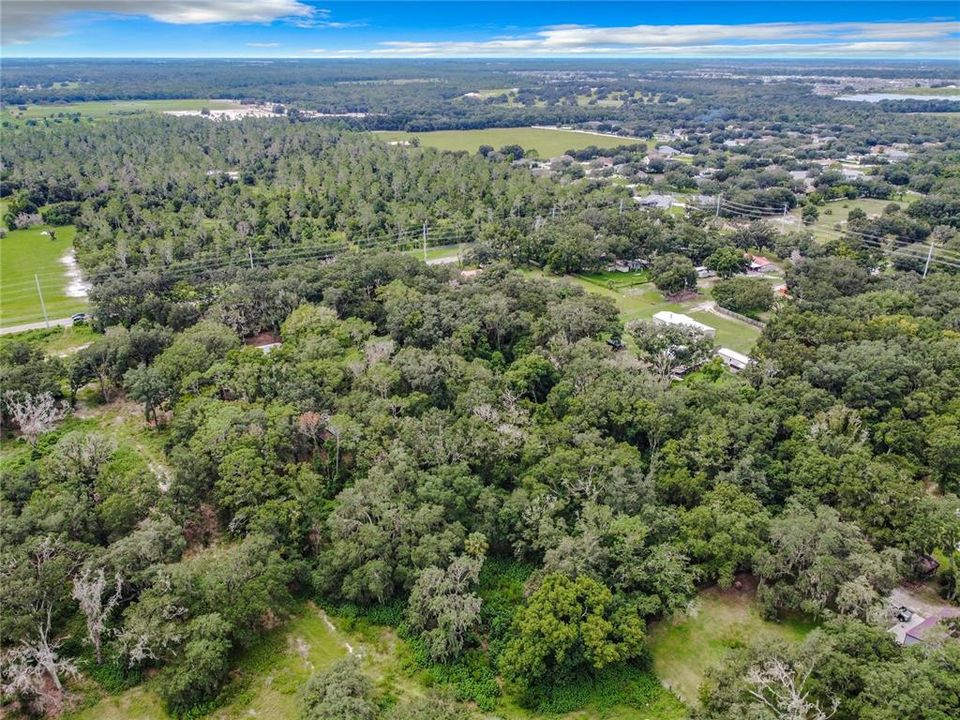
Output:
[{"xmin": 0, "ymin": 317, "xmax": 74, "ymax": 336}]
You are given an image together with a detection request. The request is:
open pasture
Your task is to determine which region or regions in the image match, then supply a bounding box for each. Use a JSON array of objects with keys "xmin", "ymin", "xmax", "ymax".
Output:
[{"xmin": 374, "ymin": 127, "xmax": 631, "ymax": 157}]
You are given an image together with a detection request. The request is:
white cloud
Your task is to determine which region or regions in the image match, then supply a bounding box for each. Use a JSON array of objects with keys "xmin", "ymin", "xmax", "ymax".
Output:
[
  {"xmin": 365, "ymin": 21, "xmax": 960, "ymax": 58},
  {"xmin": 535, "ymin": 21, "xmax": 960, "ymax": 48},
  {"xmin": 2, "ymin": 0, "xmax": 319, "ymax": 44},
  {"xmin": 246, "ymin": 42, "xmax": 280, "ymax": 48},
  {"xmin": 305, "ymin": 47, "xmax": 364, "ymax": 55}
]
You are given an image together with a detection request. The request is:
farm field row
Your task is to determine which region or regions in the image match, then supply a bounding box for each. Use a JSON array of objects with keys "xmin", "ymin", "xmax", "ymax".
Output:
[{"xmin": 373, "ymin": 127, "xmax": 630, "ymax": 157}]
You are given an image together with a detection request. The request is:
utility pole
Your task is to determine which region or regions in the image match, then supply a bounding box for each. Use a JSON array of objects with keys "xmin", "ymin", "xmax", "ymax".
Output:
[
  {"xmin": 619, "ymin": 198, "xmax": 624, "ymax": 216},
  {"xmin": 248, "ymin": 247, "xmax": 254, "ymax": 269},
  {"xmin": 922, "ymin": 238, "xmax": 935, "ymax": 278},
  {"xmin": 422, "ymin": 221, "xmax": 428, "ymax": 262},
  {"xmin": 715, "ymin": 194, "xmax": 722, "ymax": 218},
  {"xmin": 34, "ymin": 274, "xmax": 49, "ymax": 328},
  {"xmin": 782, "ymin": 204, "xmax": 788, "ymax": 216}
]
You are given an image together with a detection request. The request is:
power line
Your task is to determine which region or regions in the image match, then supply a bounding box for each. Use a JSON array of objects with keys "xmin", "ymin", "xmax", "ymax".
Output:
[
  {"xmin": 721, "ymin": 199, "xmax": 786, "ymax": 213},
  {"xmin": 810, "ymin": 225, "xmax": 960, "ymax": 271}
]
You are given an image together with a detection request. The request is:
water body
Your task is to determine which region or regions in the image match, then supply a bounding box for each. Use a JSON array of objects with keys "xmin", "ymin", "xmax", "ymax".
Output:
[{"xmin": 835, "ymin": 93, "xmax": 960, "ymax": 103}]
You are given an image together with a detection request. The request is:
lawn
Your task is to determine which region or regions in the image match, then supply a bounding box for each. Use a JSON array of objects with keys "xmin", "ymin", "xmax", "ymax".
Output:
[
  {"xmin": 373, "ymin": 127, "xmax": 630, "ymax": 157},
  {"xmin": 1, "ymin": 99, "xmax": 239, "ymax": 127},
  {"xmin": 577, "ymin": 269, "xmax": 652, "ymax": 290},
  {"xmin": 647, "ymin": 579, "xmax": 816, "ymax": 706},
  {"xmin": 526, "ymin": 270, "xmax": 762, "ymax": 354},
  {"xmin": 1, "ymin": 224, "xmax": 87, "ymax": 327}
]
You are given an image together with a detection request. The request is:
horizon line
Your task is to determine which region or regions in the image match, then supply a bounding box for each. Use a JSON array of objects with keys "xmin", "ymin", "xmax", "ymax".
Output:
[{"xmin": 6, "ymin": 55, "xmax": 960, "ymax": 61}]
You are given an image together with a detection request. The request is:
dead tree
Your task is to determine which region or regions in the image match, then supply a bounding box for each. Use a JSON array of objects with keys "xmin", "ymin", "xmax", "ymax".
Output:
[
  {"xmin": 1, "ymin": 606, "xmax": 79, "ymax": 714},
  {"xmin": 3, "ymin": 391, "xmax": 66, "ymax": 446},
  {"xmin": 745, "ymin": 658, "xmax": 839, "ymax": 720},
  {"xmin": 72, "ymin": 567, "xmax": 123, "ymax": 665}
]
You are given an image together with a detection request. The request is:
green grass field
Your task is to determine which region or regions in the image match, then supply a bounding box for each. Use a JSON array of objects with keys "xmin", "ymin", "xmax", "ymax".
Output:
[
  {"xmin": 1, "ymin": 99, "xmax": 239, "ymax": 127},
  {"xmin": 647, "ymin": 581, "xmax": 816, "ymax": 706},
  {"xmin": 373, "ymin": 127, "xmax": 630, "ymax": 157},
  {"xmin": 1, "ymin": 224, "xmax": 87, "ymax": 327}
]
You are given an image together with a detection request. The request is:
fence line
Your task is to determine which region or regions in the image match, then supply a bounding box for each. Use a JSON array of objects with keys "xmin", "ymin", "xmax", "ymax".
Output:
[{"xmin": 713, "ymin": 305, "xmax": 766, "ymax": 329}]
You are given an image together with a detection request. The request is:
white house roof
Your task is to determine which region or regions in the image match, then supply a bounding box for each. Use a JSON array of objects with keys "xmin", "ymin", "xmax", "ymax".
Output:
[
  {"xmin": 718, "ymin": 347, "xmax": 752, "ymax": 366},
  {"xmin": 653, "ymin": 311, "xmax": 715, "ymax": 335}
]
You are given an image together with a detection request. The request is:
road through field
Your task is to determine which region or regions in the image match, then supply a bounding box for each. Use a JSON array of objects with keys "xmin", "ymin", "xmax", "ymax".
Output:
[{"xmin": 0, "ymin": 317, "xmax": 74, "ymax": 336}]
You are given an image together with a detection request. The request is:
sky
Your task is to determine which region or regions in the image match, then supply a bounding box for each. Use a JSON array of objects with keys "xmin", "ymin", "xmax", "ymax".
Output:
[{"xmin": 2, "ymin": 1, "xmax": 959, "ymax": 59}]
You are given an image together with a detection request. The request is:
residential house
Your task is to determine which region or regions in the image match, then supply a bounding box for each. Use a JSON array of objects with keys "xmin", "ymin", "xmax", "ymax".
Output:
[
  {"xmin": 718, "ymin": 347, "xmax": 752, "ymax": 371},
  {"xmin": 748, "ymin": 255, "xmax": 778, "ymax": 274},
  {"xmin": 636, "ymin": 194, "xmax": 674, "ymax": 209},
  {"xmin": 653, "ymin": 311, "xmax": 716, "ymax": 337}
]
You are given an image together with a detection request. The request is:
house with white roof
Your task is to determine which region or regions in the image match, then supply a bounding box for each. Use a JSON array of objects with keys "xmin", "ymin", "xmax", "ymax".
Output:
[
  {"xmin": 652, "ymin": 311, "xmax": 716, "ymax": 337},
  {"xmin": 718, "ymin": 347, "xmax": 752, "ymax": 371}
]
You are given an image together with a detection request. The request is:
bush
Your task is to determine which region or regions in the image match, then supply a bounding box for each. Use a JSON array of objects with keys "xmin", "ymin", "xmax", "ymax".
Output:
[
  {"xmin": 520, "ymin": 662, "xmax": 674, "ymax": 715},
  {"xmin": 300, "ymin": 656, "xmax": 376, "ymax": 720}
]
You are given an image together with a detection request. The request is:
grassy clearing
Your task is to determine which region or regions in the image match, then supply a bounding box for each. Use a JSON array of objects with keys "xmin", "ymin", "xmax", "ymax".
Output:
[
  {"xmin": 577, "ymin": 270, "xmax": 651, "ymax": 290},
  {"xmin": 792, "ymin": 196, "xmax": 918, "ymax": 242},
  {"xmin": 209, "ymin": 606, "xmax": 349, "ymax": 720},
  {"xmin": 647, "ymin": 580, "xmax": 816, "ymax": 706},
  {"xmin": 0, "ymin": 324, "xmax": 96, "ymax": 356},
  {"xmin": 65, "ymin": 598, "xmax": 685, "ymax": 720},
  {"xmin": 1, "ymin": 224, "xmax": 87, "ymax": 327},
  {"xmin": 67, "ymin": 604, "xmax": 351, "ymax": 720},
  {"xmin": 576, "ymin": 92, "xmax": 625, "ymax": 108},
  {"xmin": 373, "ymin": 127, "xmax": 630, "ymax": 157},
  {"xmin": 526, "ymin": 270, "xmax": 761, "ymax": 354},
  {"xmin": 401, "ymin": 242, "xmax": 473, "ymax": 264},
  {"xmin": 1, "ymin": 99, "xmax": 239, "ymax": 127}
]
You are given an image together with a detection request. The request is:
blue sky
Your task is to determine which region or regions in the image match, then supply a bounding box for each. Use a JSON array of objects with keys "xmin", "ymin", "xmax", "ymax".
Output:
[{"xmin": 3, "ymin": 2, "xmax": 959, "ymax": 59}]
